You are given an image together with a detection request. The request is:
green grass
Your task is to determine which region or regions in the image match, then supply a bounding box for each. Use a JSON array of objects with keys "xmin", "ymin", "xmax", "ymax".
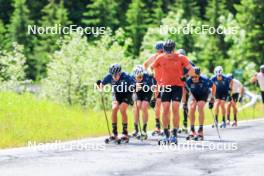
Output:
[{"xmin": 0, "ymin": 92, "xmax": 263, "ymax": 148}]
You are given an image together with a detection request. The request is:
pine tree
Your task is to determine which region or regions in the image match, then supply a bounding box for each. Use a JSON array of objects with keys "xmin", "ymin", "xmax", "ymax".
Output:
[
  {"xmin": 174, "ymin": 0, "xmax": 199, "ymax": 20},
  {"xmin": 33, "ymin": 0, "xmax": 71, "ymax": 80},
  {"xmin": 126, "ymin": 0, "xmax": 148, "ymax": 56},
  {"xmin": 82, "ymin": 0, "xmax": 119, "ymax": 30},
  {"xmin": 235, "ymin": 0, "xmax": 264, "ymax": 66}
]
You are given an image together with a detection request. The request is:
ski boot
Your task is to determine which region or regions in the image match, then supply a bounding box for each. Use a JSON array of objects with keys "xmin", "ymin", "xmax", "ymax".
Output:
[
  {"xmin": 158, "ymin": 136, "xmax": 170, "ymax": 145},
  {"xmin": 131, "ymin": 131, "xmax": 140, "ymax": 138},
  {"xmin": 220, "ymin": 121, "xmax": 226, "ymax": 128},
  {"xmin": 169, "ymin": 135, "xmax": 178, "ymax": 145},
  {"xmin": 105, "ymin": 135, "xmax": 120, "ymax": 144},
  {"xmin": 194, "ymin": 131, "xmax": 204, "ymax": 141},
  {"xmin": 232, "ymin": 121, "xmax": 237, "ymax": 127},
  {"xmin": 140, "ymin": 131, "xmax": 148, "ymax": 140},
  {"xmin": 186, "ymin": 131, "xmax": 196, "ymax": 140},
  {"xmin": 226, "ymin": 120, "xmax": 230, "ymax": 127},
  {"xmin": 120, "ymin": 134, "xmax": 129, "ymax": 144},
  {"xmin": 182, "ymin": 126, "xmax": 188, "ymax": 134},
  {"xmin": 152, "ymin": 128, "xmax": 162, "ymax": 136}
]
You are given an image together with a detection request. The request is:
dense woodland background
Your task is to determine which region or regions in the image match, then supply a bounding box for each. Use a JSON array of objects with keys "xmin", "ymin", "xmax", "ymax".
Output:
[{"xmin": 0, "ymin": 0, "xmax": 263, "ymax": 107}]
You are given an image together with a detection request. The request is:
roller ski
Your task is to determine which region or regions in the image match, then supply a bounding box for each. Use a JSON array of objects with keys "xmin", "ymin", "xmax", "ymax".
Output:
[
  {"xmin": 226, "ymin": 120, "xmax": 230, "ymax": 127},
  {"xmin": 220, "ymin": 121, "xmax": 226, "ymax": 128},
  {"xmin": 232, "ymin": 121, "xmax": 237, "ymax": 127},
  {"xmin": 194, "ymin": 131, "xmax": 204, "ymax": 141},
  {"xmin": 104, "ymin": 135, "xmax": 121, "ymax": 144},
  {"xmin": 120, "ymin": 135, "xmax": 129, "ymax": 144},
  {"xmin": 186, "ymin": 131, "xmax": 196, "ymax": 140}
]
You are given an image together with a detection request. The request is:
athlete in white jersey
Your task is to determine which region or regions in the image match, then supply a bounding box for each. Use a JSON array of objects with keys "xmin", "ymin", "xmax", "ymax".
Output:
[
  {"xmin": 226, "ymin": 74, "xmax": 244, "ymax": 127},
  {"xmin": 251, "ymin": 65, "xmax": 264, "ymax": 104}
]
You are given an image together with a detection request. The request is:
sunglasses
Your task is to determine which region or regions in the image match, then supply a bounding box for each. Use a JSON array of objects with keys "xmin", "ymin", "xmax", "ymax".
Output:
[{"xmin": 192, "ymin": 76, "xmax": 199, "ymax": 79}]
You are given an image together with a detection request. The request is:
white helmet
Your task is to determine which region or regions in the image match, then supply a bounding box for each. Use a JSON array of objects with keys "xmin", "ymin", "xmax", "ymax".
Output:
[
  {"xmin": 133, "ymin": 65, "xmax": 144, "ymax": 77},
  {"xmin": 214, "ymin": 66, "xmax": 223, "ymax": 76}
]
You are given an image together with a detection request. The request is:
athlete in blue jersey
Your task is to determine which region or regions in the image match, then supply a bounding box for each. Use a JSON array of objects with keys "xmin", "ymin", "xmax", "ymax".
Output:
[
  {"xmin": 210, "ymin": 66, "xmax": 233, "ymax": 128},
  {"xmin": 131, "ymin": 65, "xmax": 154, "ymax": 139},
  {"xmin": 184, "ymin": 67, "xmax": 216, "ymax": 140},
  {"xmin": 97, "ymin": 64, "xmax": 135, "ymax": 143}
]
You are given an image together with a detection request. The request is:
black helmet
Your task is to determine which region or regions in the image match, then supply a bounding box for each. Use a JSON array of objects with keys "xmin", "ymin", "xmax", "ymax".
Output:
[
  {"xmin": 194, "ymin": 67, "xmax": 201, "ymax": 75},
  {"xmin": 109, "ymin": 63, "xmax": 121, "ymax": 75},
  {"xmin": 163, "ymin": 40, "xmax": 175, "ymax": 53},
  {"xmin": 178, "ymin": 48, "xmax": 186, "ymax": 55},
  {"xmin": 260, "ymin": 65, "xmax": 264, "ymax": 73}
]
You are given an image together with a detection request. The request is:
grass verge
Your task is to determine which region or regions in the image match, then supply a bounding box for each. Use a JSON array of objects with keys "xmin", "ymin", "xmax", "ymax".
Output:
[{"xmin": 0, "ymin": 92, "xmax": 263, "ymax": 148}]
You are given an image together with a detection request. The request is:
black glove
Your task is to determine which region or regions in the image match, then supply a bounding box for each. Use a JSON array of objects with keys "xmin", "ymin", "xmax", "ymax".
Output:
[
  {"xmin": 149, "ymin": 98, "xmax": 156, "ymax": 109},
  {"xmin": 96, "ymin": 80, "xmax": 102, "ymax": 86},
  {"xmin": 209, "ymin": 102, "xmax": 214, "ymax": 109},
  {"xmin": 209, "ymin": 98, "xmax": 214, "ymax": 109},
  {"xmin": 180, "ymin": 76, "xmax": 187, "ymax": 82}
]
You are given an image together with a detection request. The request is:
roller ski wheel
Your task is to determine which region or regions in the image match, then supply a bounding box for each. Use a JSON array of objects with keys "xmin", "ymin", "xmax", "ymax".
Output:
[
  {"xmin": 105, "ymin": 136, "xmax": 121, "ymax": 144},
  {"xmin": 140, "ymin": 132, "xmax": 148, "ymax": 140},
  {"xmin": 220, "ymin": 121, "xmax": 226, "ymax": 128},
  {"xmin": 177, "ymin": 128, "xmax": 182, "ymax": 134},
  {"xmin": 120, "ymin": 135, "xmax": 129, "ymax": 144},
  {"xmin": 232, "ymin": 121, "xmax": 237, "ymax": 127},
  {"xmin": 212, "ymin": 123, "xmax": 218, "ymax": 128}
]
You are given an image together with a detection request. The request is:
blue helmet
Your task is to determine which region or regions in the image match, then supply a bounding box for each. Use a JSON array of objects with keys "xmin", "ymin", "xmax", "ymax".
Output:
[
  {"xmin": 109, "ymin": 63, "xmax": 121, "ymax": 75},
  {"xmin": 163, "ymin": 40, "xmax": 175, "ymax": 53},
  {"xmin": 155, "ymin": 41, "xmax": 164, "ymax": 51}
]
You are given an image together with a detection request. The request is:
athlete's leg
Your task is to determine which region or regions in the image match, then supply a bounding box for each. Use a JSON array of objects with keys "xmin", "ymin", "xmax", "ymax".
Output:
[
  {"xmin": 111, "ymin": 101, "xmax": 119, "ymax": 136},
  {"xmin": 120, "ymin": 102, "xmax": 129, "ymax": 135},
  {"xmin": 155, "ymin": 98, "xmax": 162, "ymax": 129},
  {"xmin": 231, "ymin": 100, "xmax": 238, "ymax": 122},
  {"xmin": 220, "ymin": 100, "xmax": 226, "ymax": 122},
  {"xmin": 162, "ymin": 102, "xmax": 170, "ymax": 137},
  {"xmin": 197, "ymin": 101, "xmax": 206, "ymax": 130},
  {"xmin": 132, "ymin": 100, "xmax": 141, "ymax": 134},
  {"xmin": 214, "ymin": 99, "xmax": 221, "ymax": 123},
  {"xmin": 189, "ymin": 100, "xmax": 197, "ymax": 132},
  {"xmin": 227, "ymin": 101, "xmax": 232, "ymax": 121},
  {"xmin": 141, "ymin": 101, "xmax": 149, "ymax": 132}
]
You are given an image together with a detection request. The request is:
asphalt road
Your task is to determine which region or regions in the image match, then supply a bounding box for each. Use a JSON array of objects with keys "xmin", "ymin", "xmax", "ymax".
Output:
[{"xmin": 1, "ymin": 119, "xmax": 264, "ymax": 176}]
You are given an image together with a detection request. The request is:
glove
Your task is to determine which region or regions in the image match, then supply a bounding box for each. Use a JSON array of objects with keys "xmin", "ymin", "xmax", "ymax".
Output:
[
  {"xmin": 96, "ymin": 80, "xmax": 102, "ymax": 86},
  {"xmin": 209, "ymin": 98, "xmax": 214, "ymax": 109},
  {"xmin": 180, "ymin": 76, "xmax": 187, "ymax": 82},
  {"xmin": 183, "ymin": 103, "xmax": 188, "ymax": 110},
  {"xmin": 149, "ymin": 98, "xmax": 156, "ymax": 109}
]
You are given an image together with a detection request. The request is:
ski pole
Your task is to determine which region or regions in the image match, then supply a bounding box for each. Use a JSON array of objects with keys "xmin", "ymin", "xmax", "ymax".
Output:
[
  {"xmin": 209, "ymin": 109, "xmax": 222, "ymax": 141},
  {"xmin": 99, "ymin": 90, "xmax": 111, "ymax": 137}
]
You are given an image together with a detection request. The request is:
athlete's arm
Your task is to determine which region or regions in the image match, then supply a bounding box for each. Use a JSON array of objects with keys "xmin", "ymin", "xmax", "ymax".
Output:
[
  {"xmin": 229, "ymin": 79, "xmax": 234, "ymax": 95},
  {"xmin": 181, "ymin": 55, "xmax": 195, "ymax": 77},
  {"xmin": 211, "ymin": 84, "xmax": 216, "ymax": 98},
  {"xmin": 143, "ymin": 55, "xmax": 155, "ymax": 70}
]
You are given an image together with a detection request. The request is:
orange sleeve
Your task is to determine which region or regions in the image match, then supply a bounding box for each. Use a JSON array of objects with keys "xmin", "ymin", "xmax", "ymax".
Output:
[{"xmin": 181, "ymin": 55, "xmax": 190, "ymax": 68}]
